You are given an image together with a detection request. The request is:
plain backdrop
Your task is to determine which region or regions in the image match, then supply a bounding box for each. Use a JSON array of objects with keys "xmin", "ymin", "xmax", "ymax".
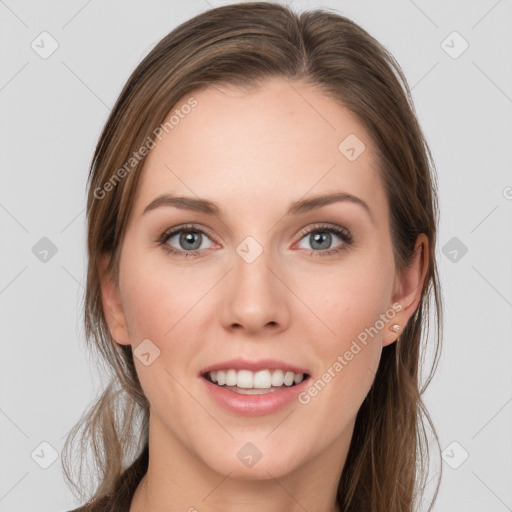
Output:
[{"xmin": 1, "ymin": 1, "xmax": 511, "ymax": 510}]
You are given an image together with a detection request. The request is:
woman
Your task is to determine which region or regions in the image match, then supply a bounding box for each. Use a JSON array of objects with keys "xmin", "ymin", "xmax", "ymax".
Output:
[{"xmin": 62, "ymin": 2, "xmax": 443, "ymax": 511}]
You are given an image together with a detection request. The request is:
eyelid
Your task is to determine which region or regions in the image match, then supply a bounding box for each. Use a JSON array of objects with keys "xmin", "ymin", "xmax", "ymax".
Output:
[
  {"xmin": 158, "ymin": 223, "xmax": 218, "ymax": 246},
  {"xmin": 158, "ymin": 223, "xmax": 349, "ymax": 245},
  {"xmin": 158, "ymin": 221, "xmax": 353, "ymax": 257},
  {"xmin": 295, "ymin": 222, "xmax": 352, "ymax": 242}
]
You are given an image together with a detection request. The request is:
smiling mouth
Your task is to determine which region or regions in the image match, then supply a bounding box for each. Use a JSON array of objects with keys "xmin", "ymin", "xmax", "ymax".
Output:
[{"xmin": 202, "ymin": 369, "xmax": 310, "ymax": 394}]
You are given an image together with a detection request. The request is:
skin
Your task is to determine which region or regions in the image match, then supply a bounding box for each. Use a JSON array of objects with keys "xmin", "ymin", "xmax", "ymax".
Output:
[{"xmin": 99, "ymin": 77, "xmax": 428, "ymax": 512}]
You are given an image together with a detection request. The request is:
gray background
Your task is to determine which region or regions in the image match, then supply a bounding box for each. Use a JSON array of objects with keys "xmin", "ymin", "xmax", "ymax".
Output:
[{"xmin": 1, "ymin": 0, "xmax": 511, "ymax": 510}]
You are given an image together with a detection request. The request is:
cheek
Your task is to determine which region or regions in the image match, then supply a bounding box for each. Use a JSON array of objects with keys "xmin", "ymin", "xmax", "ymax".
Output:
[
  {"xmin": 296, "ymin": 255, "xmax": 393, "ymax": 414},
  {"xmin": 120, "ymin": 250, "xmax": 207, "ymax": 342},
  {"xmin": 300, "ymin": 255, "xmax": 394, "ymax": 345},
  {"xmin": 119, "ymin": 260, "xmax": 206, "ymax": 423},
  {"xmin": 117, "ymin": 250, "xmax": 207, "ymax": 406}
]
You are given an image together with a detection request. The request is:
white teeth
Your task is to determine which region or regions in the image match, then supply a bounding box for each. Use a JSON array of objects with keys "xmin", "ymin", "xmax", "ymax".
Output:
[
  {"xmin": 226, "ymin": 369, "xmax": 237, "ymax": 386},
  {"xmin": 283, "ymin": 371, "xmax": 295, "ymax": 386},
  {"xmin": 253, "ymin": 370, "xmax": 272, "ymax": 389},
  {"xmin": 271, "ymin": 369, "xmax": 284, "ymax": 386},
  {"xmin": 207, "ymin": 369, "xmax": 306, "ymax": 389},
  {"xmin": 237, "ymin": 369, "xmax": 253, "ymax": 388}
]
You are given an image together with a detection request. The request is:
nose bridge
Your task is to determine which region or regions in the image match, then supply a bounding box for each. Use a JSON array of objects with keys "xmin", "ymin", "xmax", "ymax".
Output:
[{"xmin": 220, "ymin": 235, "xmax": 289, "ymax": 333}]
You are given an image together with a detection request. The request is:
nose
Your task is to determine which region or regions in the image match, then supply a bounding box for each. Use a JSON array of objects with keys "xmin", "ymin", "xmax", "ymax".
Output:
[{"xmin": 218, "ymin": 244, "xmax": 291, "ymax": 336}]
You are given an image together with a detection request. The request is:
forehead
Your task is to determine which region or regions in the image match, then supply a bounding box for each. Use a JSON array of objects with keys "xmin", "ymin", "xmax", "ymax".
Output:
[{"xmin": 131, "ymin": 78, "xmax": 387, "ymax": 223}]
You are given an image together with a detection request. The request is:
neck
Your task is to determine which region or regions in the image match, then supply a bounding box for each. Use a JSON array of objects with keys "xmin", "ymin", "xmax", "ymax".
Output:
[{"xmin": 130, "ymin": 412, "xmax": 352, "ymax": 512}]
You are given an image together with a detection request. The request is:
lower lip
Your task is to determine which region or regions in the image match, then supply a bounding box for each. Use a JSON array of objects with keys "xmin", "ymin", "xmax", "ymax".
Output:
[{"xmin": 200, "ymin": 376, "xmax": 309, "ymax": 416}]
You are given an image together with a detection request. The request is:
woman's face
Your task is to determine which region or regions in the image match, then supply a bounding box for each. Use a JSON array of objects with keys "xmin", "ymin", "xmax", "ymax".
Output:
[{"xmin": 101, "ymin": 78, "xmax": 419, "ymax": 481}]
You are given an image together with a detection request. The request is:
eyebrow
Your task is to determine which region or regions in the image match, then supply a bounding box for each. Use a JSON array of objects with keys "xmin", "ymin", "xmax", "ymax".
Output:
[{"xmin": 142, "ymin": 191, "xmax": 374, "ymax": 223}]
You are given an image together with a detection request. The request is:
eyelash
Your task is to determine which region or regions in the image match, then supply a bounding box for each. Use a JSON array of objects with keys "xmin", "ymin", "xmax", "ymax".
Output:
[{"xmin": 157, "ymin": 223, "xmax": 353, "ymax": 258}]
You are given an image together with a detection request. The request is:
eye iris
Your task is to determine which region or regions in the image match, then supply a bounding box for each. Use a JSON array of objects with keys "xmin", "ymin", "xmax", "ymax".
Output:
[
  {"xmin": 311, "ymin": 231, "xmax": 331, "ymax": 250},
  {"xmin": 168, "ymin": 227, "xmax": 343, "ymax": 253},
  {"xmin": 180, "ymin": 231, "xmax": 202, "ymax": 250}
]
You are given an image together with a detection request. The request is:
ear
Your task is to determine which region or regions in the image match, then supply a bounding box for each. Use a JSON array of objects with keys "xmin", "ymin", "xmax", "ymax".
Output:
[
  {"xmin": 98, "ymin": 253, "xmax": 131, "ymax": 346},
  {"xmin": 382, "ymin": 233, "xmax": 429, "ymax": 347}
]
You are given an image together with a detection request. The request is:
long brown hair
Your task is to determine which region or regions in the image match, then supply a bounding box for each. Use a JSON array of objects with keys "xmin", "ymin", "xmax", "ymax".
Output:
[{"xmin": 62, "ymin": 3, "xmax": 442, "ymax": 511}]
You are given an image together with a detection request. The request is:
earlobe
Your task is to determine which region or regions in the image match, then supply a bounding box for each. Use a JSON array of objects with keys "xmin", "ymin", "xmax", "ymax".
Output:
[
  {"xmin": 382, "ymin": 234, "xmax": 429, "ymax": 347},
  {"xmin": 98, "ymin": 253, "xmax": 131, "ymax": 346}
]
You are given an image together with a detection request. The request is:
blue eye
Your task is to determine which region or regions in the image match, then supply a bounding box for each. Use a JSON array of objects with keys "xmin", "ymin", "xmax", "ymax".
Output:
[
  {"xmin": 295, "ymin": 223, "xmax": 353, "ymax": 257},
  {"xmin": 158, "ymin": 224, "xmax": 215, "ymax": 257},
  {"xmin": 158, "ymin": 223, "xmax": 353, "ymax": 258}
]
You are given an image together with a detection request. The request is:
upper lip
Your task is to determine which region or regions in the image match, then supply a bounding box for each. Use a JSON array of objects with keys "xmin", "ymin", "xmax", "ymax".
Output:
[{"xmin": 200, "ymin": 357, "xmax": 310, "ymax": 376}]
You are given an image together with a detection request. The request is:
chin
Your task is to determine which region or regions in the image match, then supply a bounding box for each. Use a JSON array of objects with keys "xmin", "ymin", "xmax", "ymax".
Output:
[{"xmin": 198, "ymin": 438, "xmax": 307, "ymax": 480}]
